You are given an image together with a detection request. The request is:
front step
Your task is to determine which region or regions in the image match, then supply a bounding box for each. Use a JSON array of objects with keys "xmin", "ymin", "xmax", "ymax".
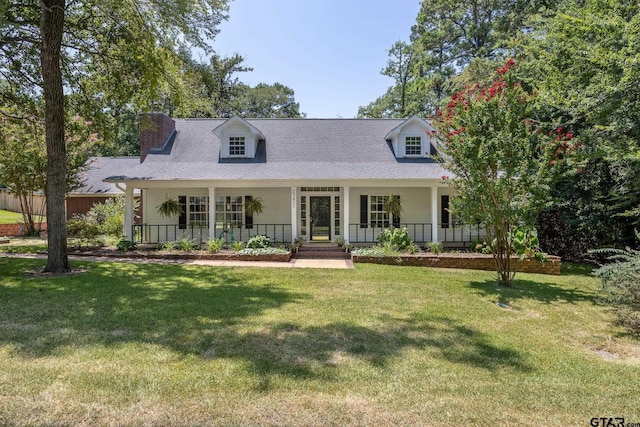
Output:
[{"xmin": 294, "ymin": 245, "xmax": 351, "ymax": 259}]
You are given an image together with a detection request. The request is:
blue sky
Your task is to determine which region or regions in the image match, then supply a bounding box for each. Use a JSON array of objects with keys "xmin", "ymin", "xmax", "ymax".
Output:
[{"xmin": 212, "ymin": 0, "xmax": 421, "ymax": 118}]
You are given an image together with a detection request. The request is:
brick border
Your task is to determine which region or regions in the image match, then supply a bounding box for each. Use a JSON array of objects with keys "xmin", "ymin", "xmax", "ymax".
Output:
[
  {"xmin": 0, "ymin": 222, "xmax": 47, "ymax": 237},
  {"xmin": 351, "ymin": 253, "xmax": 561, "ymax": 275}
]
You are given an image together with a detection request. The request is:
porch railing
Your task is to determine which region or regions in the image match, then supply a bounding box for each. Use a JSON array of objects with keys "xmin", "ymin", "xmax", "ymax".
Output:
[
  {"xmin": 348, "ymin": 222, "xmax": 485, "ymax": 245},
  {"xmin": 132, "ymin": 223, "xmax": 292, "ymax": 245}
]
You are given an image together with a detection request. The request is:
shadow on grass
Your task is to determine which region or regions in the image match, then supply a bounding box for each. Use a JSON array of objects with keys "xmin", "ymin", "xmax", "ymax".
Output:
[
  {"xmin": 214, "ymin": 314, "xmax": 531, "ymax": 387},
  {"xmin": 0, "ymin": 259, "xmax": 531, "ymax": 385},
  {"xmin": 0, "ymin": 259, "xmax": 304, "ymax": 358},
  {"xmin": 469, "ymin": 277, "xmax": 598, "ymax": 306}
]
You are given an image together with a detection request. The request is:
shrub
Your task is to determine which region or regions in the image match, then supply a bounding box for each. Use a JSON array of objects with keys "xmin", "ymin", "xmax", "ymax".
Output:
[
  {"xmin": 177, "ymin": 238, "xmax": 196, "ymax": 252},
  {"xmin": 160, "ymin": 241, "xmax": 175, "ymax": 251},
  {"xmin": 592, "ymin": 231, "xmax": 640, "ymax": 334},
  {"xmin": 116, "ymin": 236, "xmax": 135, "ymax": 251},
  {"xmin": 247, "ymin": 235, "xmax": 271, "ymax": 249},
  {"xmin": 206, "ymin": 238, "xmax": 225, "ymax": 253},
  {"xmin": 231, "ymin": 241, "xmax": 245, "ymax": 252},
  {"xmin": 86, "ymin": 195, "xmax": 129, "ymax": 237},
  {"xmin": 428, "ymin": 241, "xmax": 443, "ymax": 255},
  {"xmin": 67, "ymin": 218, "xmax": 101, "ymax": 246},
  {"xmin": 376, "ymin": 227, "xmax": 413, "ymax": 251}
]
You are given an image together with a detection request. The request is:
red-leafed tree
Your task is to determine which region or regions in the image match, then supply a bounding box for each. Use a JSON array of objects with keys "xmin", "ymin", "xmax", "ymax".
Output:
[{"xmin": 433, "ymin": 59, "xmax": 580, "ymax": 286}]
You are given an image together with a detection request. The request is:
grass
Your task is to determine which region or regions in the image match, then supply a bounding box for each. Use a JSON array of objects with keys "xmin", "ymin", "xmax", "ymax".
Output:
[
  {"xmin": 0, "ymin": 209, "xmax": 44, "ymax": 225},
  {"xmin": 0, "ymin": 238, "xmax": 47, "ymax": 254},
  {"xmin": 0, "ymin": 259, "xmax": 638, "ymax": 426}
]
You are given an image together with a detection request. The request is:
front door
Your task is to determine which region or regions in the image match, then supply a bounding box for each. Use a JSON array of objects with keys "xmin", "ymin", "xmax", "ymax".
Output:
[{"xmin": 310, "ymin": 196, "xmax": 331, "ymax": 241}]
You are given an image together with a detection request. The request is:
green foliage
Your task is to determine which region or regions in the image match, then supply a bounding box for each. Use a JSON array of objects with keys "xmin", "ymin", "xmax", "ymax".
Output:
[
  {"xmin": 592, "ymin": 231, "xmax": 640, "ymax": 335},
  {"xmin": 231, "ymin": 241, "xmax": 245, "ymax": 252},
  {"xmin": 85, "ymin": 195, "xmax": 128, "ymax": 237},
  {"xmin": 428, "ymin": 241, "xmax": 443, "ymax": 255},
  {"xmin": 433, "ymin": 59, "xmax": 569, "ymax": 285},
  {"xmin": 67, "ymin": 219, "xmax": 101, "ymax": 246},
  {"xmin": 246, "ymin": 235, "xmax": 271, "ymax": 249},
  {"xmin": 116, "ymin": 236, "xmax": 135, "ymax": 252},
  {"xmin": 177, "ymin": 238, "xmax": 196, "ymax": 252},
  {"xmin": 232, "ymin": 82, "xmax": 304, "ymax": 118},
  {"xmin": 236, "ymin": 247, "xmax": 288, "ymax": 256},
  {"xmin": 406, "ymin": 242, "xmax": 421, "ymax": 254},
  {"xmin": 511, "ymin": 226, "xmax": 547, "ymax": 262},
  {"xmin": 206, "ymin": 238, "xmax": 225, "ymax": 254},
  {"xmin": 156, "ymin": 196, "xmax": 183, "ymax": 218},
  {"xmin": 519, "ymin": 0, "xmax": 640, "ymax": 256},
  {"xmin": 335, "ymin": 237, "xmax": 345, "ymax": 247},
  {"xmin": 243, "ymin": 196, "xmax": 265, "ymax": 216},
  {"xmin": 160, "ymin": 241, "xmax": 175, "ymax": 251},
  {"xmin": 376, "ymin": 227, "xmax": 413, "ymax": 251}
]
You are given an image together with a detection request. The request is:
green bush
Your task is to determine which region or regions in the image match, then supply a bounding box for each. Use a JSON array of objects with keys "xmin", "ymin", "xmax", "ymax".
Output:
[
  {"xmin": 86, "ymin": 195, "xmax": 128, "ymax": 237},
  {"xmin": 206, "ymin": 238, "xmax": 225, "ymax": 253},
  {"xmin": 428, "ymin": 241, "xmax": 443, "ymax": 255},
  {"xmin": 376, "ymin": 227, "xmax": 413, "ymax": 251},
  {"xmin": 247, "ymin": 235, "xmax": 271, "ymax": 249},
  {"xmin": 177, "ymin": 238, "xmax": 196, "ymax": 252},
  {"xmin": 231, "ymin": 241, "xmax": 245, "ymax": 252},
  {"xmin": 593, "ymin": 231, "xmax": 640, "ymax": 335},
  {"xmin": 67, "ymin": 218, "xmax": 101, "ymax": 246},
  {"xmin": 116, "ymin": 236, "xmax": 135, "ymax": 251}
]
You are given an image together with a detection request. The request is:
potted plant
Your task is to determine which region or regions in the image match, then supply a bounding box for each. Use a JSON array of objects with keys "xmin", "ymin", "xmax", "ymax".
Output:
[
  {"xmin": 243, "ymin": 196, "xmax": 265, "ymax": 216},
  {"xmin": 383, "ymin": 195, "xmax": 402, "ymax": 221},
  {"xmin": 156, "ymin": 196, "xmax": 183, "ymax": 217}
]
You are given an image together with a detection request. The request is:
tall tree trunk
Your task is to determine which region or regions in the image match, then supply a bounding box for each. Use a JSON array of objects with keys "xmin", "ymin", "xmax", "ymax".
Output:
[{"xmin": 40, "ymin": 0, "xmax": 70, "ymax": 273}]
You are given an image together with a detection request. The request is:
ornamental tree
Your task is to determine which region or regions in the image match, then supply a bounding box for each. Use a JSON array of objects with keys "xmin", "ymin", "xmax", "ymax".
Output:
[{"xmin": 433, "ymin": 59, "xmax": 580, "ymax": 286}]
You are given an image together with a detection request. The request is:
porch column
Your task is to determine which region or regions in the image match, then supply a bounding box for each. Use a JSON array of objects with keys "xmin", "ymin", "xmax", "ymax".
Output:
[
  {"xmin": 290, "ymin": 187, "xmax": 297, "ymax": 243},
  {"xmin": 343, "ymin": 186, "xmax": 350, "ymax": 243},
  {"xmin": 431, "ymin": 186, "xmax": 438, "ymax": 242},
  {"xmin": 124, "ymin": 185, "xmax": 134, "ymax": 240},
  {"xmin": 208, "ymin": 187, "xmax": 216, "ymax": 239}
]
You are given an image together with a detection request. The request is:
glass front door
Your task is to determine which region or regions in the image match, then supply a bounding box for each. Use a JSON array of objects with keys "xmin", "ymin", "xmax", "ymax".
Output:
[{"xmin": 310, "ymin": 196, "xmax": 331, "ymax": 241}]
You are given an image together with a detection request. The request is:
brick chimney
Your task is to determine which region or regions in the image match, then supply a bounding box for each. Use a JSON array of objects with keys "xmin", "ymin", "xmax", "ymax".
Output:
[{"xmin": 139, "ymin": 113, "xmax": 175, "ymax": 163}]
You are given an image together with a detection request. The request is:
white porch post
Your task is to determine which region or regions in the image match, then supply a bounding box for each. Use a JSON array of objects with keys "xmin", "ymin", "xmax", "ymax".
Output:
[
  {"xmin": 343, "ymin": 186, "xmax": 350, "ymax": 243},
  {"xmin": 431, "ymin": 186, "xmax": 438, "ymax": 242},
  {"xmin": 124, "ymin": 185, "xmax": 134, "ymax": 240},
  {"xmin": 208, "ymin": 187, "xmax": 216, "ymax": 239},
  {"xmin": 290, "ymin": 187, "xmax": 297, "ymax": 243}
]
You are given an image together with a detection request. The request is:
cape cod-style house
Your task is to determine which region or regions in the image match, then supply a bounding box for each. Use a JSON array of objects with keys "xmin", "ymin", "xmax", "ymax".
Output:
[{"xmin": 106, "ymin": 113, "xmax": 483, "ymax": 245}]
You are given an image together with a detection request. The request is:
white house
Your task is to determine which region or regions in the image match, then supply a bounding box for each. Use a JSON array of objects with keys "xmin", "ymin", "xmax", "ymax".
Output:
[{"xmin": 106, "ymin": 113, "xmax": 483, "ymax": 245}]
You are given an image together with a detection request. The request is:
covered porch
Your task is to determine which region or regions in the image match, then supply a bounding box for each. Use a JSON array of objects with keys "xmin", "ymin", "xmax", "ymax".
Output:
[{"xmin": 120, "ymin": 181, "xmax": 485, "ymax": 246}]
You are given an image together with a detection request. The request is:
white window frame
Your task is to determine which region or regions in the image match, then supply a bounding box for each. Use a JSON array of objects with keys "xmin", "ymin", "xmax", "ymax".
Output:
[
  {"xmin": 188, "ymin": 196, "xmax": 209, "ymax": 226},
  {"xmin": 370, "ymin": 195, "xmax": 389, "ymax": 228},
  {"xmin": 228, "ymin": 136, "xmax": 246, "ymax": 156},
  {"xmin": 405, "ymin": 136, "xmax": 422, "ymax": 156},
  {"xmin": 215, "ymin": 195, "xmax": 244, "ymax": 229}
]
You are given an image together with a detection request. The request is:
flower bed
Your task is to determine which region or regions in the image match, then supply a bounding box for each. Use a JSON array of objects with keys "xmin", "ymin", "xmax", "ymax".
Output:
[
  {"xmin": 351, "ymin": 252, "xmax": 561, "ymax": 275},
  {"xmin": 68, "ymin": 248, "xmax": 292, "ymax": 263}
]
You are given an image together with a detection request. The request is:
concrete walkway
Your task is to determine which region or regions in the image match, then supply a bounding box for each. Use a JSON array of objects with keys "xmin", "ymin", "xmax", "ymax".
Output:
[{"xmin": 0, "ymin": 253, "xmax": 355, "ymax": 269}]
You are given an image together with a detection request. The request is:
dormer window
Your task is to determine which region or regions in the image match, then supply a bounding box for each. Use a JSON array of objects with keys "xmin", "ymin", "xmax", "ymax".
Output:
[
  {"xmin": 213, "ymin": 116, "xmax": 265, "ymax": 160},
  {"xmin": 229, "ymin": 136, "xmax": 246, "ymax": 156},
  {"xmin": 405, "ymin": 136, "xmax": 422, "ymax": 156}
]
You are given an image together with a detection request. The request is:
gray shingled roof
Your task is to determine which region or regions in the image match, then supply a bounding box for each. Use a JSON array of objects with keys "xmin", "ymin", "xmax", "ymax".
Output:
[
  {"xmin": 110, "ymin": 119, "xmax": 450, "ymax": 182},
  {"xmin": 73, "ymin": 157, "xmax": 140, "ymax": 194}
]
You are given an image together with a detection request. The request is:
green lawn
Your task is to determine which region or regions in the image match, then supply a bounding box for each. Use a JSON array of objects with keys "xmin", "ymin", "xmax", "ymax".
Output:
[
  {"xmin": 0, "ymin": 209, "xmax": 44, "ymax": 225},
  {"xmin": 0, "ymin": 259, "xmax": 638, "ymax": 426}
]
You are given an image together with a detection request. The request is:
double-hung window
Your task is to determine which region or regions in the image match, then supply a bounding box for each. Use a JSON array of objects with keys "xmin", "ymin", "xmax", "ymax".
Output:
[
  {"xmin": 405, "ymin": 136, "xmax": 422, "ymax": 156},
  {"xmin": 229, "ymin": 136, "xmax": 245, "ymax": 156}
]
